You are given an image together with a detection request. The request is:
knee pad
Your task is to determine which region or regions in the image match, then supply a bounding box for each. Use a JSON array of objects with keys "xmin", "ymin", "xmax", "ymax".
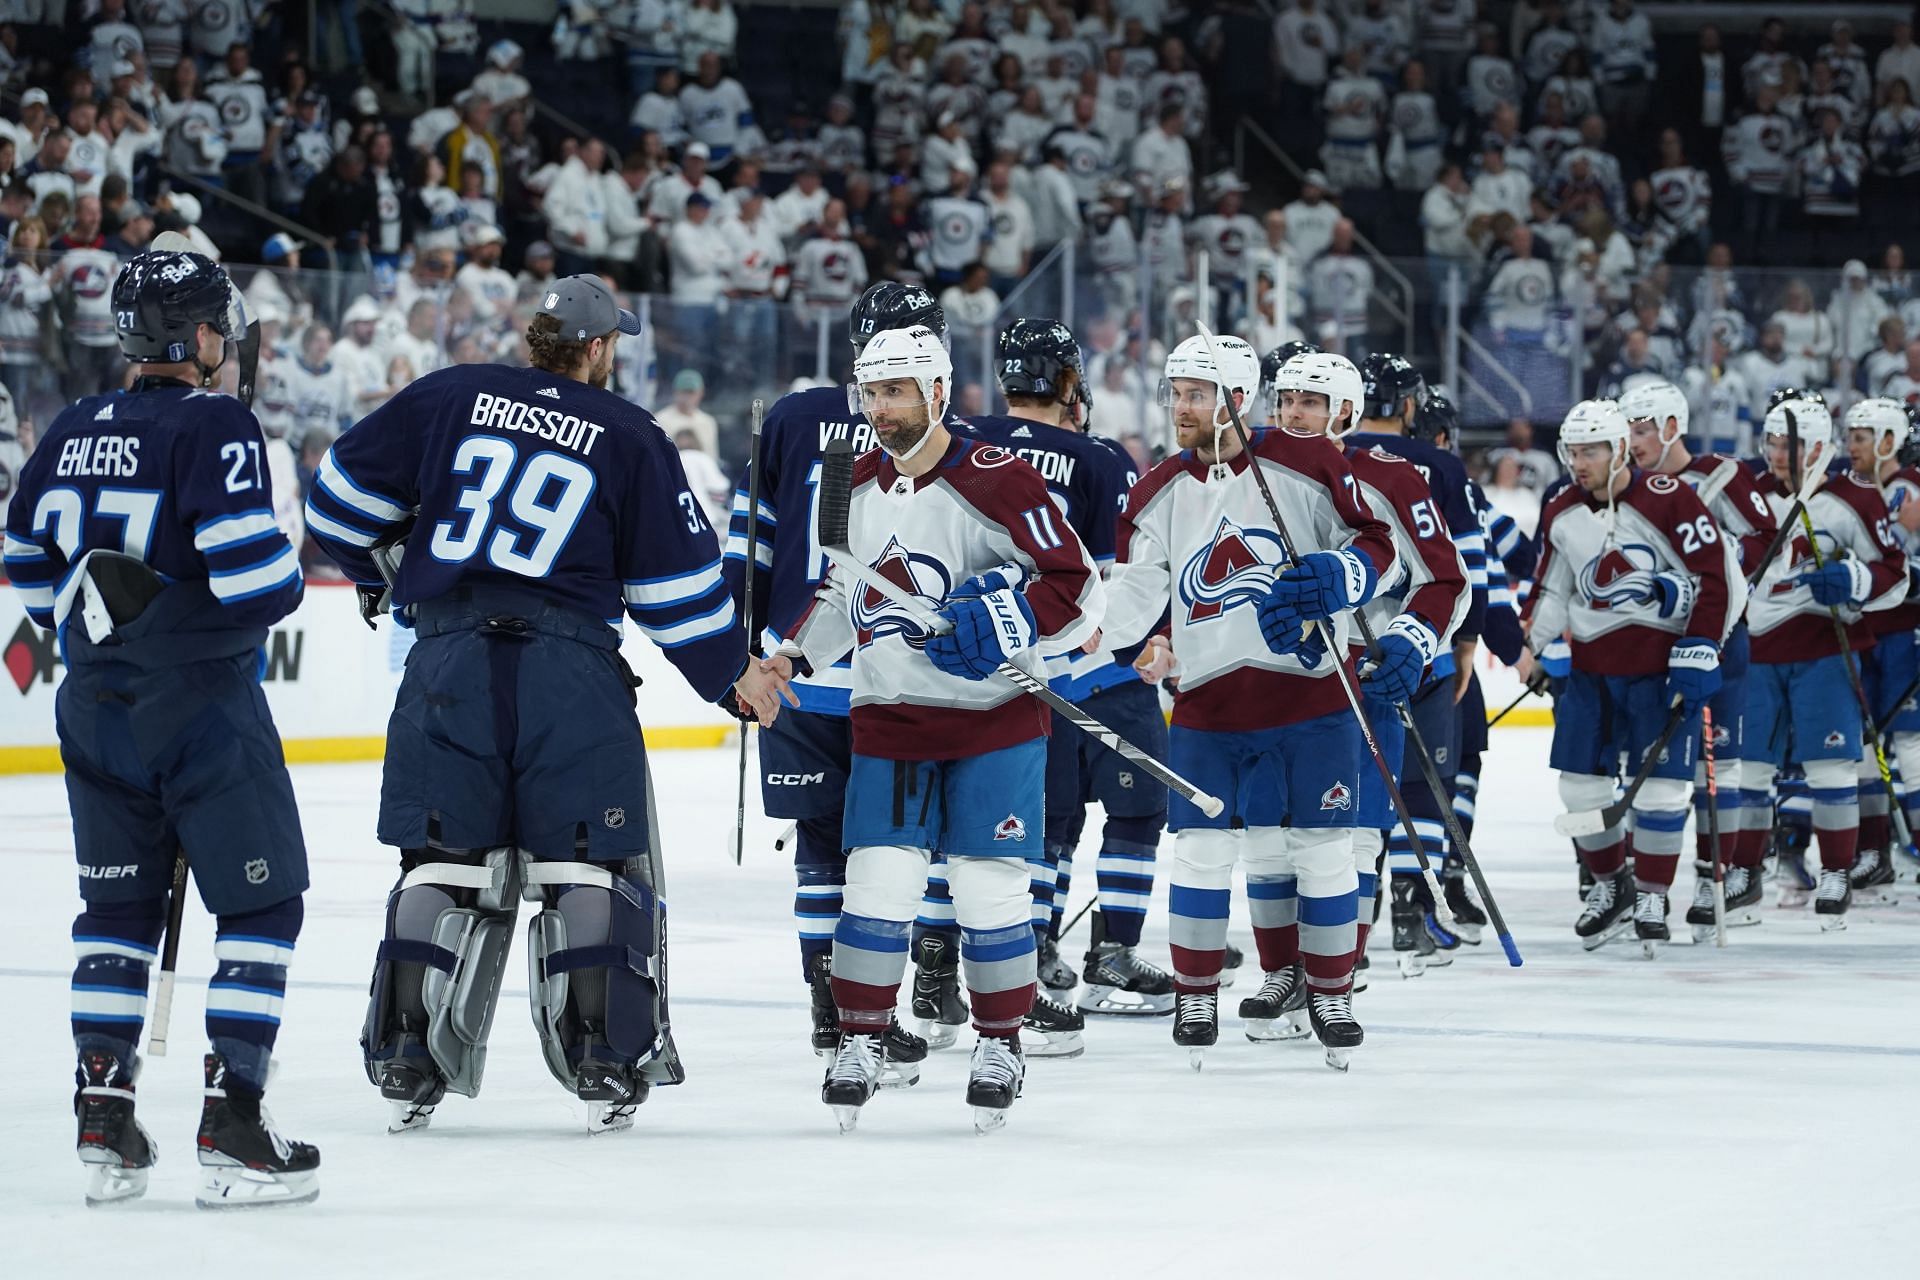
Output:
[
  {"xmin": 1559, "ymin": 772, "xmax": 1617, "ymax": 812},
  {"xmin": 1803, "ymin": 757, "xmax": 1856, "ymax": 794},
  {"xmin": 841, "ymin": 845, "xmax": 927, "ymax": 922},
  {"xmin": 1239, "ymin": 825, "xmax": 1295, "ymax": 878},
  {"xmin": 1633, "ymin": 776, "xmax": 1690, "ymax": 815},
  {"xmin": 1279, "ymin": 827, "xmax": 1356, "ymax": 889},
  {"xmin": 946, "ymin": 857, "xmax": 1031, "ymax": 932},
  {"xmin": 363, "ymin": 846, "xmax": 519, "ymax": 1100},
  {"xmin": 524, "ymin": 854, "xmax": 681, "ymax": 1094},
  {"xmin": 1172, "ymin": 827, "xmax": 1239, "ymax": 889},
  {"xmin": 1894, "ymin": 733, "xmax": 1920, "ymax": 795},
  {"xmin": 1350, "ymin": 828, "xmax": 1384, "ymax": 873}
]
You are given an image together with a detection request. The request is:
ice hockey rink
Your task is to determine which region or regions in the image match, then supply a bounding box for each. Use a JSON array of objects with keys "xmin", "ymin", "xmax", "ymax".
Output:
[{"xmin": 1, "ymin": 728, "xmax": 1913, "ymax": 1279}]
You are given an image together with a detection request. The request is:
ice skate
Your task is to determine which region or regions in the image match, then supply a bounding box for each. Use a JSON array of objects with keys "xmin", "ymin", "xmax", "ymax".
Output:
[
  {"xmin": 1575, "ymin": 868, "xmax": 1634, "ymax": 951},
  {"xmin": 576, "ymin": 1058, "xmax": 648, "ymax": 1135},
  {"xmin": 195, "ymin": 1055, "xmax": 320, "ymax": 1209},
  {"xmin": 1037, "ymin": 935, "xmax": 1078, "ymax": 993},
  {"xmin": 1773, "ymin": 826, "xmax": 1815, "ymax": 907},
  {"xmin": 1171, "ymin": 991, "xmax": 1218, "ymax": 1070},
  {"xmin": 1238, "ymin": 964, "xmax": 1310, "ymax": 1042},
  {"xmin": 1078, "ymin": 914, "xmax": 1175, "ymax": 1015},
  {"xmin": 1685, "ymin": 862, "xmax": 1723, "ymax": 943},
  {"xmin": 75, "ymin": 1050, "xmax": 153, "ymax": 1207},
  {"xmin": 1850, "ymin": 842, "xmax": 1897, "ymax": 905},
  {"xmin": 965, "ymin": 1035, "xmax": 1024, "ymax": 1133},
  {"xmin": 1815, "ymin": 867, "xmax": 1851, "ymax": 931},
  {"xmin": 1390, "ymin": 876, "xmax": 1450, "ymax": 975},
  {"xmin": 878, "ymin": 1019, "xmax": 927, "ymax": 1088},
  {"xmin": 1633, "ymin": 888, "xmax": 1670, "ymax": 959},
  {"xmin": 1308, "ymin": 991, "xmax": 1363, "ymax": 1071},
  {"xmin": 1442, "ymin": 864, "xmax": 1487, "ymax": 944},
  {"xmin": 1022, "ymin": 991, "xmax": 1086, "ymax": 1059},
  {"xmin": 374, "ymin": 1034, "xmax": 445, "ymax": 1134},
  {"xmin": 821, "ymin": 1033, "xmax": 882, "ymax": 1132},
  {"xmin": 910, "ymin": 935, "xmax": 969, "ymax": 1049},
  {"xmin": 807, "ymin": 952, "xmax": 839, "ymax": 1054}
]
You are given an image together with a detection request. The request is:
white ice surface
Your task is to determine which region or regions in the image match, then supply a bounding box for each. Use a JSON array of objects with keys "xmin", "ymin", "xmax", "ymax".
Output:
[{"xmin": 1, "ymin": 728, "xmax": 1914, "ymax": 1278}]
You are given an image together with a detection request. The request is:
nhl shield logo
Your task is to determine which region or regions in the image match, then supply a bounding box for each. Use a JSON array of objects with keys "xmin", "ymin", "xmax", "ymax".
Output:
[
  {"xmin": 994, "ymin": 814, "xmax": 1028, "ymax": 842},
  {"xmin": 1319, "ymin": 781, "xmax": 1353, "ymax": 811},
  {"xmin": 244, "ymin": 859, "xmax": 270, "ymax": 885},
  {"xmin": 1118, "ymin": 771, "xmax": 1135, "ymax": 789},
  {"xmin": 604, "ymin": 807, "xmax": 626, "ymax": 829}
]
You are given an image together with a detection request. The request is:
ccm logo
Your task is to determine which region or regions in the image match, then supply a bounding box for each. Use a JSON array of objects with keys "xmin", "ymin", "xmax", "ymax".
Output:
[
  {"xmin": 80, "ymin": 864, "xmax": 141, "ymax": 880},
  {"xmin": 766, "ymin": 772, "xmax": 826, "ymax": 785}
]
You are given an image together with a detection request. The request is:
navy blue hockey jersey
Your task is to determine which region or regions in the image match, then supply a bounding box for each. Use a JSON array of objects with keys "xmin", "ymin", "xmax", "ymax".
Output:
[
  {"xmin": 4, "ymin": 384, "xmax": 303, "ymax": 642},
  {"xmin": 1347, "ymin": 430, "xmax": 1487, "ymax": 663},
  {"xmin": 305, "ymin": 364, "xmax": 747, "ymax": 703}
]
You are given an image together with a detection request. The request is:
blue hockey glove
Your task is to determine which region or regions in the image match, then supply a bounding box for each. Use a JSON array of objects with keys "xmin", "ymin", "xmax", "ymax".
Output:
[
  {"xmin": 1796, "ymin": 558, "xmax": 1870, "ymax": 607},
  {"xmin": 1360, "ymin": 616, "xmax": 1439, "ymax": 704},
  {"xmin": 1255, "ymin": 593, "xmax": 1319, "ymax": 662},
  {"xmin": 949, "ymin": 561, "xmax": 1030, "ymax": 601},
  {"xmin": 926, "ymin": 587, "xmax": 1036, "ymax": 680},
  {"xmin": 1527, "ymin": 637, "xmax": 1571, "ymax": 694},
  {"xmin": 1665, "ymin": 637, "xmax": 1721, "ymax": 713},
  {"xmin": 1646, "ymin": 571, "xmax": 1697, "ymax": 620},
  {"xmin": 1263, "ymin": 549, "xmax": 1378, "ymax": 621}
]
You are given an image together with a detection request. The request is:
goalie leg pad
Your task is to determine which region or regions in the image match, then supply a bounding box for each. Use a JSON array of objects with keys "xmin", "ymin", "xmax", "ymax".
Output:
[
  {"xmin": 524, "ymin": 856, "xmax": 679, "ymax": 1095},
  {"xmin": 362, "ymin": 846, "xmax": 520, "ymax": 1101}
]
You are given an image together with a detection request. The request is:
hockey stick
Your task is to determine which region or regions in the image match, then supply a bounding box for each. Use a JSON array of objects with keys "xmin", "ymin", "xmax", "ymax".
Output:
[
  {"xmin": 1056, "ymin": 895, "xmax": 1098, "ymax": 942},
  {"xmin": 1191, "ymin": 323, "xmax": 1459, "ymax": 930},
  {"xmin": 1485, "ymin": 683, "xmax": 1539, "ymax": 728},
  {"xmin": 1704, "ymin": 705, "xmax": 1727, "ymax": 947},
  {"xmin": 728, "ymin": 398, "xmax": 766, "ymax": 867},
  {"xmin": 812, "ymin": 438, "xmax": 1226, "ymax": 818},
  {"xmin": 147, "ymin": 851, "xmax": 190, "ymax": 1057},
  {"xmin": 1553, "ymin": 697, "xmax": 1691, "ymax": 838}
]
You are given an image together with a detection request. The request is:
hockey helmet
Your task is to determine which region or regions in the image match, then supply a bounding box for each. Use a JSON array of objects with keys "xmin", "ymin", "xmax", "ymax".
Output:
[
  {"xmin": 1276, "ymin": 351, "xmax": 1365, "ymax": 436},
  {"xmin": 997, "ymin": 317, "xmax": 1093, "ymax": 425},
  {"xmin": 1844, "ymin": 396, "xmax": 1911, "ymax": 463},
  {"xmin": 1358, "ymin": 351, "xmax": 1425, "ymax": 422},
  {"xmin": 1411, "ymin": 388, "xmax": 1459, "ymax": 444},
  {"xmin": 1161, "ymin": 333, "xmax": 1260, "ymax": 422},
  {"xmin": 850, "ymin": 325, "xmax": 952, "ymax": 421},
  {"xmin": 849, "ymin": 281, "xmax": 946, "ymax": 354}
]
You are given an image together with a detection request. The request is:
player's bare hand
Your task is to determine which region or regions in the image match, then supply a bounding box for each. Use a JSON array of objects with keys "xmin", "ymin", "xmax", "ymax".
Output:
[
  {"xmin": 1134, "ymin": 635, "xmax": 1177, "ymax": 683},
  {"xmin": 1451, "ymin": 638, "xmax": 1477, "ymax": 703},
  {"xmin": 733, "ymin": 662, "xmax": 790, "ymax": 727},
  {"xmin": 759, "ymin": 654, "xmax": 802, "ymax": 706}
]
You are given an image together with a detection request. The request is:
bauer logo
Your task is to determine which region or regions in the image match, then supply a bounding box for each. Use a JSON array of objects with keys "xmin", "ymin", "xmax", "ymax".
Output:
[
  {"xmin": 994, "ymin": 814, "xmax": 1028, "ymax": 842},
  {"xmin": 1180, "ymin": 516, "xmax": 1283, "ymax": 624},
  {"xmin": 1319, "ymin": 781, "xmax": 1353, "ymax": 811}
]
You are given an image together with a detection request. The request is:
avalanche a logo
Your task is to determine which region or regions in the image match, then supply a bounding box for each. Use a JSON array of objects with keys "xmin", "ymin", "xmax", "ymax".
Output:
[
  {"xmin": 1319, "ymin": 781, "xmax": 1352, "ymax": 811},
  {"xmin": 852, "ymin": 536, "xmax": 952, "ymax": 647},
  {"xmin": 1578, "ymin": 543, "xmax": 1680, "ymax": 614},
  {"xmin": 994, "ymin": 814, "xmax": 1028, "ymax": 842},
  {"xmin": 1179, "ymin": 517, "xmax": 1284, "ymax": 623}
]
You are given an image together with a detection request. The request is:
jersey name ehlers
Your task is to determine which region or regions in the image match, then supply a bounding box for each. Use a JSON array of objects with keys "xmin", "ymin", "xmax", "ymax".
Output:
[
  {"xmin": 469, "ymin": 391, "xmax": 607, "ymax": 456},
  {"xmin": 56, "ymin": 434, "xmax": 142, "ymax": 478}
]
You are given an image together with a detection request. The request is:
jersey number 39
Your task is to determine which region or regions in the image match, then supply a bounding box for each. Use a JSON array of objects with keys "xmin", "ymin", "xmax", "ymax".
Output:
[{"xmin": 430, "ymin": 435, "xmax": 594, "ymax": 577}]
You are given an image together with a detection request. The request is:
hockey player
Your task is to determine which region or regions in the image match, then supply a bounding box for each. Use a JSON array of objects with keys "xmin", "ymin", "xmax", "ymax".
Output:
[
  {"xmin": 1526, "ymin": 400, "xmax": 1733, "ymax": 955},
  {"xmin": 1620, "ymin": 379, "xmax": 1778, "ymax": 938},
  {"xmin": 721, "ymin": 281, "xmax": 936, "ymax": 1074},
  {"xmin": 1840, "ymin": 398, "xmax": 1920, "ymax": 898},
  {"xmin": 1258, "ymin": 339, "xmax": 1320, "ymax": 426},
  {"xmin": 1744, "ymin": 396, "xmax": 1908, "ymax": 929},
  {"xmin": 1347, "ymin": 353, "xmax": 1489, "ymax": 966},
  {"xmin": 1097, "ymin": 333, "xmax": 1397, "ymax": 1066},
  {"xmin": 1267, "ymin": 351, "xmax": 1469, "ymax": 1022},
  {"xmin": 954, "ymin": 319, "xmax": 1171, "ymax": 1039},
  {"xmin": 3, "ymin": 249, "xmax": 320, "ymax": 1207},
  {"xmin": 307, "ymin": 276, "xmax": 792, "ymax": 1136},
  {"xmin": 764, "ymin": 325, "xmax": 1102, "ymax": 1131}
]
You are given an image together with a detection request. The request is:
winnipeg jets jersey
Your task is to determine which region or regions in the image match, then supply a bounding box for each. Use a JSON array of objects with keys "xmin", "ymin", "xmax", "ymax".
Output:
[
  {"xmin": 1346, "ymin": 443, "xmax": 1471, "ymax": 662},
  {"xmin": 1875, "ymin": 464, "xmax": 1920, "ymax": 634},
  {"xmin": 785, "ymin": 436, "xmax": 1102, "ymax": 760},
  {"xmin": 1101, "ymin": 428, "xmax": 1398, "ymax": 733},
  {"xmin": 1527, "ymin": 471, "xmax": 1733, "ymax": 675},
  {"xmin": 1747, "ymin": 471, "xmax": 1907, "ymax": 664}
]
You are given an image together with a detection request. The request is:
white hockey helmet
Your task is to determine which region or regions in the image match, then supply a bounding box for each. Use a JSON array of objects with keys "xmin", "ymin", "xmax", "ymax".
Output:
[
  {"xmin": 1763, "ymin": 394, "xmax": 1833, "ymax": 447},
  {"xmin": 1618, "ymin": 378, "xmax": 1690, "ymax": 438},
  {"xmin": 1275, "ymin": 351, "xmax": 1365, "ymax": 435},
  {"xmin": 1845, "ymin": 396, "xmax": 1911, "ymax": 461},
  {"xmin": 850, "ymin": 324, "xmax": 953, "ymax": 422},
  {"xmin": 1160, "ymin": 332, "xmax": 1260, "ymax": 419},
  {"xmin": 1556, "ymin": 397, "xmax": 1629, "ymax": 463}
]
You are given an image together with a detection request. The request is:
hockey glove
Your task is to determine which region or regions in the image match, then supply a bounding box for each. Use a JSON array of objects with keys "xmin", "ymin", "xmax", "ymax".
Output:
[
  {"xmin": 1665, "ymin": 637, "xmax": 1721, "ymax": 714},
  {"xmin": 1645, "ymin": 570, "xmax": 1698, "ymax": 620},
  {"xmin": 1526, "ymin": 637, "xmax": 1572, "ymax": 694},
  {"xmin": 356, "ymin": 583, "xmax": 386, "ymax": 630},
  {"xmin": 949, "ymin": 561, "xmax": 1031, "ymax": 600},
  {"xmin": 926, "ymin": 587, "xmax": 1037, "ymax": 680},
  {"xmin": 1796, "ymin": 557, "xmax": 1872, "ymax": 607},
  {"xmin": 1263, "ymin": 549, "xmax": 1378, "ymax": 621},
  {"xmin": 1360, "ymin": 616, "xmax": 1439, "ymax": 704}
]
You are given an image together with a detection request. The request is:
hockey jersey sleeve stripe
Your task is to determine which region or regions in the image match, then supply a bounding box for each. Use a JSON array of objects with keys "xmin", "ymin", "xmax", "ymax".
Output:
[
  {"xmin": 722, "ymin": 535, "xmax": 775, "ymax": 570},
  {"xmin": 208, "ymin": 545, "xmax": 302, "ymax": 602},
  {"xmin": 193, "ymin": 509, "xmax": 281, "ymax": 553},
  {"xmin": 13, "ymin": 581, "xmax": 54, "ymax": 620},
  {"xmin": 2, "ymin": 533, "xmax": 47, "ymax": 561},
  {"xmin": 316, "ymin": 451, "xmax": 409, "ymax": 523},
  {"xmin": 623, "ymin": 561, "xmax": 727, "ymax": 609},
  {"xmin": 305, "ymin": 505, "xmax": 381, "ymax": 549},
  {"xmin": 727, "ymin": 488, "xmax": 778, "ymax": 530},
  {"xmin": 634, "ymin": 596, "xmax": 737, "ymax": 647}
]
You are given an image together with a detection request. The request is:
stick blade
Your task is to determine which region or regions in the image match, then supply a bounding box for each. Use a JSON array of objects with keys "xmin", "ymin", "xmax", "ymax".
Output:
[
  {"xmin": 818, "ymin": 437, "xmax": 856, "ymax": 548},
  {"xmin": 1553, "ymin": 809, "xmax": 1610, "ymax": 839}
]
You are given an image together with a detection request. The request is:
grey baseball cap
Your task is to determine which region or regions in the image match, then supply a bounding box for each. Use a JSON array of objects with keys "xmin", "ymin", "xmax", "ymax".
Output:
[{"xmin": 537, "ymin": 274, "xmax": 642, "ymax": 341}]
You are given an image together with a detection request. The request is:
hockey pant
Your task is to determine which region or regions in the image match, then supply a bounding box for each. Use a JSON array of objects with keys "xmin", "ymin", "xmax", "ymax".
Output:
[
  {"xmin": 1167, "ymin": 826, "xmax": 1359, "ymax": 996},
  {"xmin": 1551, "ymin": 670, "xmax": 1699, "ymax": 890},
  {"xmin": 1742, "ymin": 656, "xmax": 1862, "ymax": 874}
]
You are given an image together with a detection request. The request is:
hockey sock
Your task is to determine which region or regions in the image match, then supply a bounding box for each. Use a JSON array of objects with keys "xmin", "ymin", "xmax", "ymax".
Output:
[
  {"xmin": 793, "ymin": 818, "xmax": 845, "ymax": 983},
  {"xmin": 1167, "ymin": 829, "xmax": 1235, "ymax": 994},
  {"xmin": 1807, "ymin": 760, "xmax": 1861, "ymax": 872},
  {"xmin": 1042, "ymin": 809, "xmax": 1084, "ymax": 939},
  {"xmin": 1386, "ymin": 815, "xmax": 1448, "ymax": 882},
  {"xmin": 1737, "ymin": 786, "xmax": 1773, "ymax": 867},
  {"xmin": 1628, "ymin": 778, "xmax": 1689, "ymax": 891},
  {"xmin": 1047, "ymin": 842, "xmax": 1076, "ymax": 938},
  {"xmin": 209, "ymin": 897, "xmax": 303, "ymax": 1096},
  {"xmin": 1352, "ymin": 832, "xmax": 1384, "ymax": 955},
  {"xmin": 830, "ymin": 914, "xmax": 911, "ymax": 1032},
  {"xmin": 1283, "ymin": 828, "xmax": 1359, "ymax": 996},
  {"xmin": 911, "ymin": 853, "xmax": 961, "ymax": 950},
  {"xmin": 1246, "ymin": 874, "xmax": 1298, "ymax": 972},
  {"xmin": 71, "ymin": 901, "xmax": 166, "ymax": 1070},
  {"xmin": 1092, "ymin": 815, "xmax": 1160, "ymax": 947},
  {"xmin": 1452, "ymin": 761, "xmax": 1480, "ymax": 841},
  {"xmin": 949, "ymin": 858, "xmax": 1036, "ymax": 1036}
]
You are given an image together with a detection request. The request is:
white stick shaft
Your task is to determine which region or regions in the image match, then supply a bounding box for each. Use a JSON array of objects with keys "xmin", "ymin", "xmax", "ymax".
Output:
[{"xmin": 148, "ymin": 972, "xmax": 177, "ymax": 1058}]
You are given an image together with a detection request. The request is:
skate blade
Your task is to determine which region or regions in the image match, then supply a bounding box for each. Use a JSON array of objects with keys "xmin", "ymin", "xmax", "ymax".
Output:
[
  {"xmin": 1689, "ymin": 924, "xmax": 1717, "ymax": 945},
  {"xmin": 1076, "ymin": 984, "xmax": 1175, "ymax": 1017},
  {"xmin": 1580, "ymin": 917, "xmax": 1633, "ymax": 952},
  {"xmin": 1038, "ymin": 972, "xmax": 1079, "ymax": 995},
  {"xmin": 386, "ymin": 1102, "xmax": 434, "ymax": 1134},
  {"xmin": 877, "ymin": 1060, "xmax": 923, "ymax": 1089},
  {"xmin": 1817, "ymin": 913, "xmax": 1849, "ymax": 932},
  {"xmin": 1323, "ymin": 1047, "xmax": 1352, "ymax": 1072},
  {"xmin": 1640, "ymin": 938, "xmax": 1663, "ymax": 960},
  {"xmin": 917, "ymin": 1020, "xmax": 963, "ymax": 1050},
  {"xmin": 972, "ymin": 1106, "xmax": 1009, "ymax": 1134},
  {"xmin": 1242, "ymin": 1015, "xmax": 1312, "ymax": 1042},
  {"xmin": 1216, "ymin": 970, "xmax": 1238, "ymax": 990},
  {"xmin": 195, "ymin": 1166, "xmax": 319, "ymax": 1210},
  {"xmin": 832, "ymin": 1105, "xmax": 863, "ymax": 1134},
  {"xmin": 1395, "ymin": 951, "xmax": 1426, "ymax": 977},
  {"xmin": 1022, "ymin": 1031, "xmax": 1085, "ymax": 1060},
  {"xmin": 1188, "ymin": 1048, "xmax": 1207, "ymax": 1071},
  {"xmin": 586, "ymin": 1103, "xmax": 636, "ymax": 1135},
  {"xmin": 83, "ymin": 1164, "xmax": 149, "ymax": 1207},
  {"xmin": 1449, "ymin": 924, "xmax": 1485, "ymax": 945},
  {"xmin": 1777, "ymin": 888, "xmax": 1811, "ymax": 908}
]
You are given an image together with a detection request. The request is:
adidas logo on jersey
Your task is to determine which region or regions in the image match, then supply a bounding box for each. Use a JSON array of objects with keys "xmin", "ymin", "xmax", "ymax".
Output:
[
  {"xmin": 93, "ymin": 402, "xmax": 114, "ymax": 421},
  {"xmin": 1319, "ymin": 781, "xmax": 1352, "ymax": 811},
  {"xmin": 536, "ymin": 386, "xmax": 561, "ymax": 399},
  {"xmin": 1012, "ymin": 425, "xmax": 1032, "ymax": 437},
  {"xmin": 994, "ymin": 814, "xmax": 1029, "ymax": 842}
]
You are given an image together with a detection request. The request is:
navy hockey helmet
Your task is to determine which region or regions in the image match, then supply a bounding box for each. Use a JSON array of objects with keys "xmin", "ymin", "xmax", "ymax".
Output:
[
  {"xmin": 1765, "ymin": 384, "xmax": 1826, "ymax": 413},
  {"xmin": 112, "ymin": 248, "xmax": 247, "ymax": 364},
  {"xmin": 849, "ymin": 281, "xmax": 946, "ymax": 353},
  {"xmin": 1412, "ymin": 388, "xmax": 1459, "ymax": 443},
  {"xmin": 1359, "ymin": 351, "xmax": 1426, "ymax": 421},
  {"xmin": 1260, "ymin": 340, "xmax": 1320, "ymax": 397},
  {"xmin": 996, "ymin": 317, "xmax": 1093, "ymax": 423}
]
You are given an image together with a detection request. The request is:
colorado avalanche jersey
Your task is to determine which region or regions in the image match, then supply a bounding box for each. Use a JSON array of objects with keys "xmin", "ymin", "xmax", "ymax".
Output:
[
  {"xmin": 721, "ymin": 384, "xmax": 871, "ymax": 716},
  {"xmin": 1875, "ymin": 464, "xmax": 1920, "ymax": 635},
  {"xmin": 1101, "ymin": 428, "xmax": 1398, "ymax": 733},
  {"xmin": 784, "ymin": 435, "xmax": 1102, "ymax": 759},
  {"xmin": 305, "ymin": 364, "xmax": 748, "ymax": 704},
  {"xmin": 1747, "ymin": 471, "xmax": 1907, "ymax": 663},
  {"xmin": 4, "ymin": 383, "xmax": 302, "ymax": 641},
  {"xmin": 1526, "ymin": 471, "xmax": 1733, "ymax": 676},
  {"xmin": 1676, "ymin": 453, "xmax": 1778, "ymax": 578},
  {"xmin": 1346, "ymin": 443, "xmax": 1471, "ymax": 669},
  {"xmin": 1347, "ymin": 430, "xmax": 1486, "ymax": 644}
]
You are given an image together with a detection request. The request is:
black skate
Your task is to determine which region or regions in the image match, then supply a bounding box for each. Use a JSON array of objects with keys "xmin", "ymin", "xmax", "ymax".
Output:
[
  {"xmin": 1220, "ymin": 940, "xmax": 1244, "ymax": 989},
  {"xmin": 1575, "ymin": 868, "xmax": 1634, "ymax": 951},
  {"xmin": 575, "ymin": 1053, "xmax": 649, "ymax": 1135},
  {"xmin": 910, "ymin": 935, "xmax": 969, "ymax": 1050},
  {"xmin": 821, "ymin": 1033, "xmax": 882, "ymax": 1133},
  {"xmin": 1037, "ymin": 935, "xmax": 1078, "ymax": 993},
  {"xmin": 1171, "ymin": 991, "xmax": 1218, "ymax": 1070},
  {"xmin": 1078, "ymin": 914, "xmax": 1175, "ymax": 1015},
  {"xmin": 879, "ymin": 1019, "xmax": 928, "ymax": 1088},
  {"xmin": 1238, "ymin": 963, "xmax": 1311, "ymax": 1042},
  {"xmin": 75, "ymin": 1050, "xmax": 154, "ymax": 1206},
  {"xmin": 1722, "ymin": 864, "xmax": 1763, "ymax": 927},
  {"xmin": 1850, "ymin": 842, "xmax": 1898, "ymax": 905},
  {"xmin": 966, "ymin": 1035, "xmax": 1026, "ymax": 1133},
  {"xmin": 1023, "ymin": 991, "xmax": 1086, "ymax": 1059},
  {"xmin": 1633, "ymin": 888, "xmax": 1670, "ymax": 959},
  {"xmin": 195, "ymin": 1055, "xmax": 320, "ymax": 1209},
  {"xmin": 1390, "ymin": 876, "xmax": 1450, "ymax": 976},
  {"xmin": 1442, "ymin": 862, "xmax": 1487, "ymax": 944},
  {"xmin": 1308, "ymin": 991, "xmax": 1364, "ymax": 1071},
  {"xmin": 1684, "ymin": 861, "xmax": 1723, "ymax": 943},
  {"xmin": 373, "ymin": 1018, "xmax": 445, "ymax": 1133},
  {"xmin": 1815, "ymin": 867, "xmax": 1852, "ymax": 931},
  {"xmin": 807, "ymin": 952, "xmax": 839, "ymax": 1053}
]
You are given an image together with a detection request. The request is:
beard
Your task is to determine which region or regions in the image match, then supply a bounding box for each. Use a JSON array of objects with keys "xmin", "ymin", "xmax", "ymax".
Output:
[{"xmin": 874, "ymin": 412, "xmax": 932, "ymax": 458}]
